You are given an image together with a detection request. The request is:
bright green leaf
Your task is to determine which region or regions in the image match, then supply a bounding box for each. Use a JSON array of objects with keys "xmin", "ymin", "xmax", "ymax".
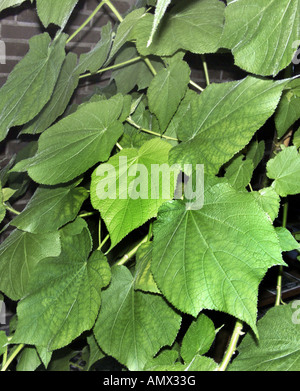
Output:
[
  {"xmin": 134, "ymin": 0, "xmax": 225, "ymax": 56},
  {"xmin": 0, "ymin": 229, "xmax": 61, "ymax": 300},
  {"xmin": 221, "ymin": 0, "xmax": 300, "ymax": 76},
  {"xmin": 275, "ymin": 227, "xmax": 300, "ymax": 252},
  {"xmin": 147, "ymin": 60, "xmax": 190, "ymax": 130},
  {"xmin": 225, "ymin": 155, "xmax": 254, "ymax": 191},
  {"xmin": 147, "ymin": 0, "xmax": 171, "ymax": 47},
  {"xmin": 169, "ymin": 76, "xmax": 286, "ymax": 175},
  {"xmin": 143, "ymin": 349, "xmax": 178, "ymax": 370},
  {"xmin": 12, "ymin": 220, "xmax": 111, "ymax": 350},
  {"xmin": 267, "ymin": 146, "xmax": 300, "ymax": 196},
  {"xmin": 12, "ymin": 95, "xmax": 124, "ymax": 185},
  {"xmin": 11, "ymin": 183, "xmax": 89, "ymax": 234},
  {"xmin": 0, "ymin": 33, "xmax": 67, "ymax": 142},
  {"xmin": 181, "ymin": 314, "xmax": 215, "ymax": 363},
  {"xmin": 152, "ymin": 182, "xmax": 285, "ymax": 333},
  {"xmin": 90, "ymin": 138, "xmax": 178, "ymax": 248},
  {"xmin": 251, "ymin": 187, "xmax": 280, "ymax": 222},
  {"xmin": 36, "ymin": 0, "xmax": 78, "ymax": 29},
  {"xmin": 229, "ymin": 303, "xmax": 300, "ymax": 371},
  {"xmin": 93, "ymin": 265, "xmax": 181, "ymax": 370},
  {"xmin": 145, "ymin": 354, "xmax": 218, "ymax": 371},
  {"xmin": 21, "ymin": 53, "xmax": 80, "ymax": 135},
  {"xmin": 275, "ymin": 79, "xmax": 300, "ymax": 138}
]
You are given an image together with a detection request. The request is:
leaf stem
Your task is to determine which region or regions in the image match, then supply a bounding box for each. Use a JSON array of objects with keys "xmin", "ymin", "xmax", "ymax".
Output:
[
  {"xmin": 98, "ymin": 233, "xmax": 110, "ymax": 251},
  {"xmin": 78, "ymin": 211, "xmax": 95, "ymax": 218},
  {"xmin": 275, "ymin": 201, "xmax": 288, "ymax": 306},
  {"xmin": 116, "ymin": 234, "xmax": 148, "ymax": 266},
  {"xmin": 1, "ymin": 344, "xmax": 24, "ymax": 371},
  {"xmin": 66, "ymin": 1, "xmax": 106, "ymax": 44},
  {"xmin": 189, "ymin": 80, "xmax": 204, "ymax": 92},
  {"xmin": 4, "ymin": 203, "xmax": 20, "ymax": 215},
  {"xmin": 79, "ymin": 56, "xmax": 142, "ymax": 79},
  {"xmin": 104, "ymin": 0, "xmax": 124, "ymax": 23},
  {"xmin": 217, "ymin": 320, "xmax": 243, "ymax": 371},
  {"xmin": 126, "ymin": 117, "xmax": 178, "ymax": 141},
  {"xmin": 201, "ymin": 54, "xmax": 210, "ymax": 86}
]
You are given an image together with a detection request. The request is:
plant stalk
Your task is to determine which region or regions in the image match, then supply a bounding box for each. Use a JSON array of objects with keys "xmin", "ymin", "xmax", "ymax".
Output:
[
  {"xmin": 275, "ymin": 201, "xmax": 288, "ymax": 306},
  {"xmin": 126, "ymin": 117, "xmax": 178, "ymax": 141},
  {"xmin": 116, "ymin": 234, "xmax": 148, "ymax": 266},
  {"xmin": 201, "ymin": 54, "xmax": 210, "ymax": 86},
  {"xmin": 217, "ymin": 320, "xmax": 243, "ymax": 371},
  {"xmin": 1, "ymin": 344, "xmax": 24, "ymax": 371}
]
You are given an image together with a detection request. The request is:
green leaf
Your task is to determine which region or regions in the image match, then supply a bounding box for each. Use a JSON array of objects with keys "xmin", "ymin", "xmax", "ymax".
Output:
[
  {"xmin": 221, "ymin": 0, "xmax": 300, "ymax": 76},
  {"xmin": 0, "ymin": 184, "xmax": 6, "ymax": 225},
  {"xmin": 108, "ymin": 8, "xmax": 146, "ymax": 61},
  {"xmin": 12, "ymin": 220, "xmax": 111, "ymax": 350},
  {"xmin": 75, "ymin": 22, "xmax": 113, "ymax": 75},
  {"xmin": 36, "ymin": 0, "xmax": 78, "ymax": 29},
  {"xmin": 11, "ymin": 183, "xmax": 89, "ymax": 234},
  {"xmin": 16, "ymin": 347, "xmax": 42, "ymax": 371},
  {"xmin": 246, "ymin": 140, "xmax": 265, "ymax": 169},
  {"xmin": 135, "ymin": 242, "xmax": 160, "ymax": 294},
  {"xmin": 90, "ymin": 138, "xmax": 178, "ymax": 248},
  {"xmin": 251, "ymin": 187, "xmax": 280, "ymax": 222},
  {"xmin": 134, "ymin": 0, "xmax": 225, "ymax": 56},
  {"xmin": 224, "ymin": 155, "xmax": 254, "ymax": 191},
  {"xmin": 0, "ymin": 33, "xmax": 67, "ymax": 142},
  {"xmin": 0, "ymin": 229, "xmax": 61, "ymax": 300},
  {"xmin": 0, "ymin": 331, "xmax": 8, "ymax": 357},
  {"xmin": 146, "ymin": 354, "xmax": 218, "ymax": 371},
  {"xmin": 93, "ymin": 265, "xmax": 181, "ymax": 371},
  {"xmin": 144, "ymin": 349, "xmax": 178, "ymax": 370},
  {"xmin": 152, "ymin": 182, "xmax": 285, "ymax": 333},
  {"xmin": 294, "ymin": 127, "xmax": 300, "ymax": 149},
  {"xmin": 12, "ymin": 95, "xmax": 124, "ymax": 185},
  {"xmin": 21, "ymin": 53, "xmax": 80, "ymax": 135},
  {"xmin": 169, "ymin": 76, "xmax": 286, "ymax": 175},
  {"xmin": 181, "ymin": 314, "xmax": 215, "ymax": 363},
  {"xmin": 267, "ymin": 146, "xmax": 300, "ymax": 197},
  {"xmin": 112, "ymin": 44, "xmax": 164, "ymax": 95},
  {"xmin": 229, "ymin": 303, "xmax": 300, "ymax": 371},
  {"xmin": 275, "ymin": 79, "xmax": 300, "ymax": 138},
  {"xmin": 0, "ymin": 0, "xmax": 30, "ymax": 13},
  {"xmin": 147, "ymin": 60, "xmax": 190, "ymax": 131},
  {"xmin": 85, "ymin": 333, "xmax": 105, "ymax": 371},
  {"xmin": 147, "ymin": 0, "xmax": 171, "ymax": 47},
  {"xmin": 275, "ymin": 227, "xmax": 300, "ymax": 252}
]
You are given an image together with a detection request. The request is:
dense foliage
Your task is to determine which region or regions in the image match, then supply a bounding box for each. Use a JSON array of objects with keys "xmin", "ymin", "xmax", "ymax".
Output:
[{"xmin": 0, "ymin": 0, "xmax": 300, "ymax": 371}]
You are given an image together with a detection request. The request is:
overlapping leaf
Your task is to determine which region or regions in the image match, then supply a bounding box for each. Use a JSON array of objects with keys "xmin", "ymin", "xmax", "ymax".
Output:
[
  {"xmin": 229, "ymin": 303, "xmax": 300, "ymax": 371},
  {"xmin": 169, "ymin": 76, "xmax": 286, "ymax": 174},
  {"xmin": 221, "ymin": 0, "xmax": 300, "ymax": 76},
  {"xmin": 224, "ymin": 155, "xmax": 253, "ymax": 191},
  {"xmin": 12, "ymin": 95, "xmax": 125, "ymax": 185},
  {"xmin": 93, "ymin": 265, "xmax": 181, "ymax": 370},
  {"xmin": 36, "ymin": 0, "xmax": 78, "ymax": 29},
  {"xmin": 0, "ymin": 229, "xmax": 61, "ymax": 300},
  {"xmin": 12, "ymin": 219, "xmax": 111, "ymax": 350},
  {"xmin": 134, "ymin": 0, "xmax": 225, "ymax": 56},
  {"xmin": 0, "ymin": 33, "xmax": 67, "ymax": 141},
  {"xmin": 267, "ymin": 146, "xmax": 300, "ymax": 196},
  {"xmin": 11, "ymin": 182, "xmax": 89, "ymax": 234},
  {"xmin": 90, "ymin": 138, "xmax": 178, "ymax": 248},
  {"xmin": 152, "ymin": 182, "xmax": 285, "ymax": 333},
  {"xmin": 0, "ymin": 0, "xmax": 32, "ymax": 13}
]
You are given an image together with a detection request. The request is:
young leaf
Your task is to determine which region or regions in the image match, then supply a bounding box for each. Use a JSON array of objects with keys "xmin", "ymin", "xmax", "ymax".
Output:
[
  {"xmin": 93, "ymin": 265, "xmax": 181, "ymax": 371},
  {"xmin": 0, "ymin": 33, "xmax": 67, "ymax": 142},
  {"xmin": 0, "ymin": 229, "xmax": 61, "ymax": 300},
  {"xmin": 169, "ymin": 76, "xmax": 286, "ymax": 175},
  {"xmin": 75, "ymin": 22, "xmax": 113, "ymax": 75},
  {"xmin": 221, "ymin": 0, "xmax": 300, "ymax": 76},
  {"xmin": 267, "ymin": 146, "xmax": 300, "ymax": 197},
  {"xmin": 12, "ymin": 95, "xmax": 124, "ymax": 185},
  {"xmin": 147, "ymin": 0, "xmax": 171, "ymax": 47},
  {"xmin": 224, "ymin": 155, "xmax": 254, "ymax": 191},
  {"xmin": 275, "ymin": 79, "xmax": 300, "ymax": 139},
  {"xmin": 21, "ymin": 53, "xmax": 80, "ymax": 135},
  {"xmin": 90, "ymin": 138, "xmax": 179, "ymax": 249},
  {"xmin": 12, "ymin": 220, "xmax": 111, "ymax": 351},
  {"xmin": 11, "ymin": 183, "xmax": 89, "ymax": 234},
  {"xmin": 147, "ymin": 60, "xmax": 190, "ymax": 131},
  {"xmin": 134, "ymin": 0, "xmax": 225, "ymax": 56},
  {"xmin": 36, "ymin": 0, "xmax": 78, "ymax": 29},
  {"xmin": 275, "ymin": 227, "xmax": 300, "ymax": 252},
  {"xmin": 229, "ymin": 303, "xmax": 300, "ymax": 371},
  {"xmin": 152, "ymin": 182, "xmax": 285, "ymax": 333},
  {"xmin": 181, "ymin": 314, "xmax": 216, "ymax": 363}
]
